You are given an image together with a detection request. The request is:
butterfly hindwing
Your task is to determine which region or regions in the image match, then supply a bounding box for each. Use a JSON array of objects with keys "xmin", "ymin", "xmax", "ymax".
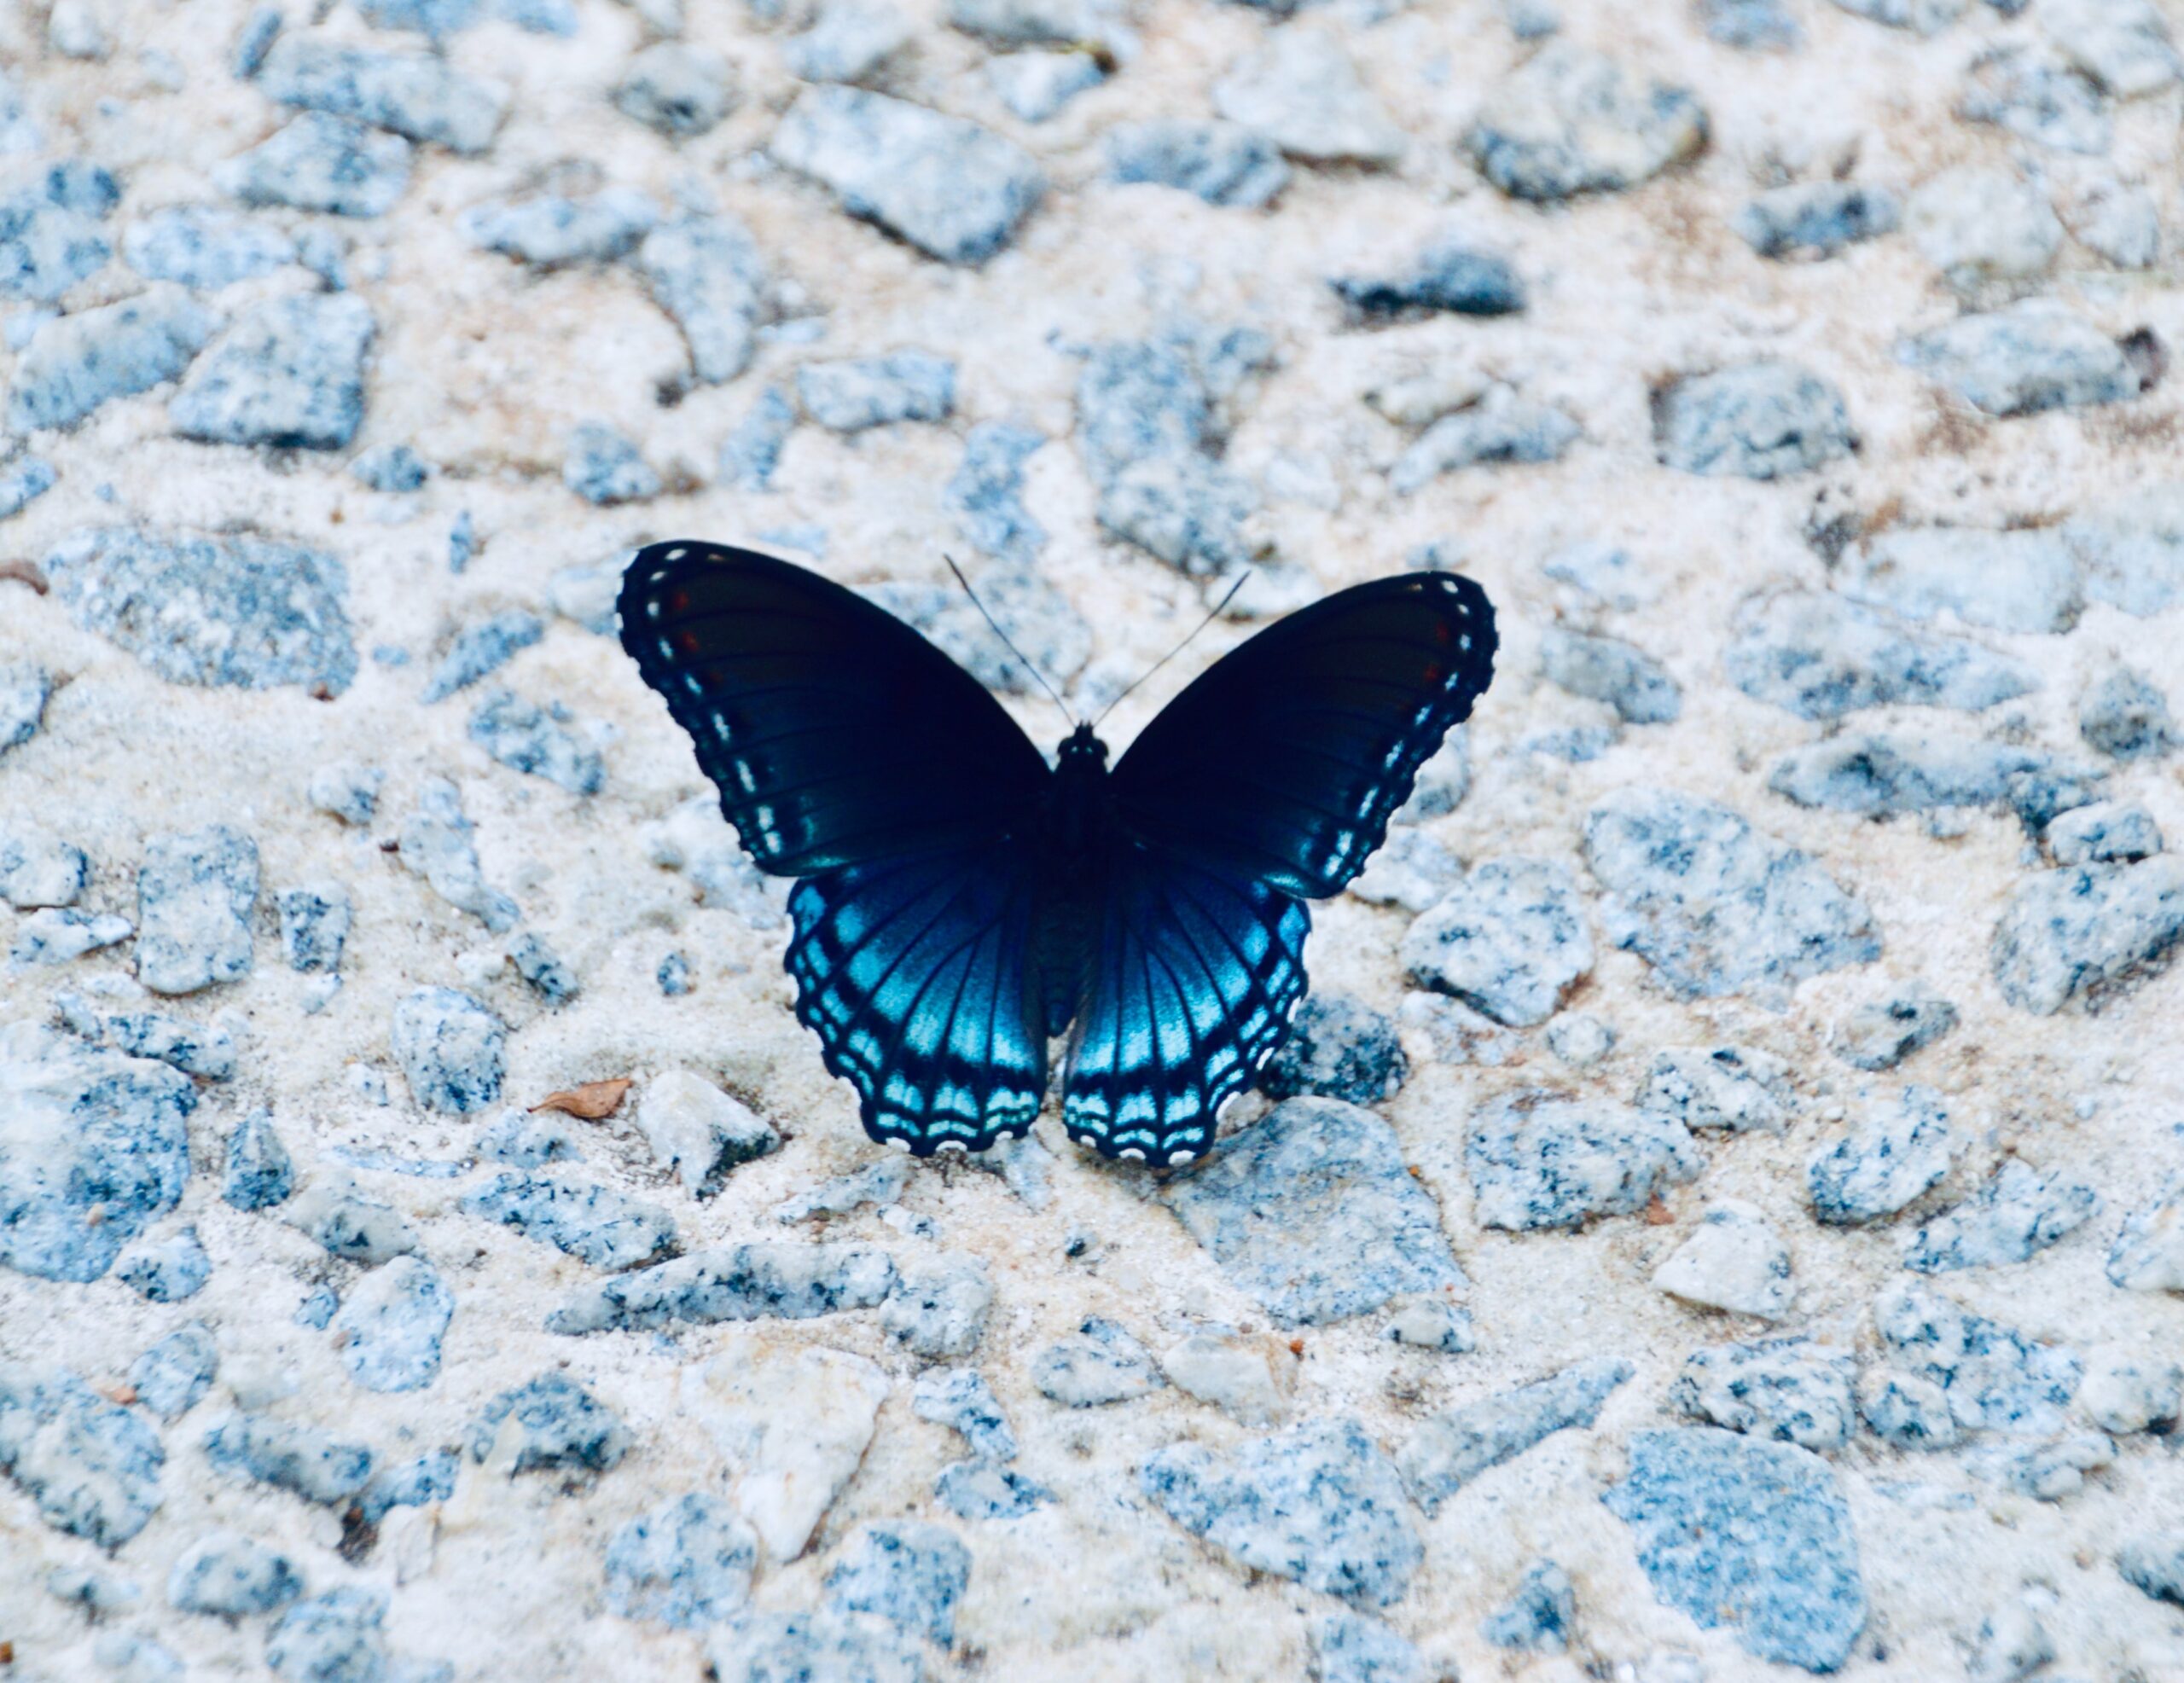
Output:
[
  {"xmin": 787, "ymin": 844, "xmax": 1048, "ymax": 1155},
  {"xmin": 1062, "ymin": 847, "xmax": 1310, "ymax": 1164},
  {"xmin": 619, "ymin": 542, "xmax": 1050, "ymax": 875},
  {"xmin": 1110, "ymin": 572, "xmax": 1497, "ymax": 899}
]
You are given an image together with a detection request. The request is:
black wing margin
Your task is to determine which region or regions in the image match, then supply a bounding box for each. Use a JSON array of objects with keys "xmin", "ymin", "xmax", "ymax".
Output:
[
  {"xmin": 1108, "ymin": 572, "xmax": 1496, "ymax": 900},
  {"xmin": 619, "ymin": 543, "xmax": 1052, "ymax": 876}
]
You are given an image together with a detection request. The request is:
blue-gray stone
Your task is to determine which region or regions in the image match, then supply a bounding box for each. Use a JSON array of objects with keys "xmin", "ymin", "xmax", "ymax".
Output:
[
  {"xmin": 447, "ymin": 508, "xmax": 476, "ymax": 573},
  {"xmin": 945, "ymin": 421, "xmax": 1045, "ymax": 564},
  {"xmin": 1467, "ymin": 1091, "xmax": 1701, "ymax": 1230},
  {"xmin": 0, "ymin": 1022, "xmax": 194, "ymax": 1283},
  {"xmin": 1401, "ymin": 1357, "xmax": 1630, "ymax": 1511},
  {"xmin": 1467, "ymin": 44, "xmax": 1706, "ymax": 200},
  {"xmin": 421, "ymin": 610, "xmax": 543, "ymax": 702},
  {"xmin": 1584, "ymin": 787, "xmax": 1880, "ymax": 998},
  {"xmin": 1769, "ymin": 734, "xmax": 2087, "ymax": 819},
  {"xmin": 217, "ymin": 113, "xmax": 413, "ymax": 218},
  {"xmin": 606, "ymin": 1491, "xmax": 758, "ymax": 1628},
  {"xmin": 234, "ymin": 0, "xmax": 283, "ymax": 72},
  {"xmin": 1674, "ymin": 1341, "xmax": 1856, "ymax": 1451},
  {"xmin": 1897, "ymin": 301, "xmax": 2153, "ymax": 416},
  {"xmin": 547, "ymin": 1243, "xmax": 897, "ymax": 1333},
  {"xmin": 131, "ymin": 1324, "xmax": 218, "ymax": 1420},
  {"xmin": 356, "ymin": 1449, "xmax": 457, "ymax": 1523},
  {"xmin": 0, "ymin": 1367, "xmax": 165, "ymax": 1547},
  {"xmin": 468, "ymin": 1373, "xmax": 629, "ymax": 1475},
  {"xmin": 224, "ymin": 1108, "xmax": 294, "ymax": 1210},
  {"xmin": 881, "ymin": 1255, "xmax": 992, "ymax": 1359},
  {"xmin": 771, "ymin": 85, "xmax": 1044, "ymax": 265},
  {"xmin": 294, "ymin": 1287, "xmax": 337, "ymax": 1329},
  {"xmin": 258, "ymin": 34, "xmax": 508, "ymax": 153},
  {"xmin": 1142, "ymin": 1417, "xmax": 1420, "ymax": 1605},
  {"xmin": 911, "ymin": 1367, "xmax": 1015, "ymax": 1460},
  {"xmin": 1161, "ymin": 1096, "xmax": 1464, "ymax": 1325},
  {"xmin": 117, "ymin": 1226, "xmax": 211, "ymax": 1303},
  {"xmin": 2119, "ymin": 1533, "xmax": 2184, "ymax": 1608},
  {"xmin": 102, "ymin": 1010, "xmax": 237, "ymax": 1077},
  {"xmin": 0, "ymin": 828, "xmax": 81, "ymax": 907},
  {"xmin": 706, "ymin": 1610, "xmax": 926, "ymax": 1682},
  {"xmin": 1316, "ymin": 1611, "xmax": 1424, "ymax": 1682},
  {"xmin": 1805, "ymin": 1085, "xmax": 1952, "ymax": 1225},
  {"xmin": 1541, "ymin": 629, "xmax": 1680, "ymax": 724},
  {"xmin": 277, "ymin": 881, "xmax": 351, "ymax": 973},
  {"xmin": 563, "ymin": 421, "xmax": 659, "ymax": 505},
  {"xmin": 0, "ymin": 451, "xmax": 55, "ymax": 516},
  {"xmin": 480, "ymin": 1108, "xmax": 580, "ymax": 1168},
  {"xmin": 7, "ymin": 290, "xmax": 215, "ymax": 432},
  {"xmin": 1991, "ymin": 856, "xmax": 2184, "ymax": 1014},
  {"xmin": 1106, "ymin": 119, "xmax": 1290, "ymax": 207},
  {"xmin": 1482, "ymin": 1561, "xmax": 1575, "ymax": 1652},
  {"xmin": 1655, "ymin": 360, "xmax": 1856, "ymax": 479},
  {"xmin": 334, "ymin": 1255, "xmax": 455, "ymax": 1392},
  {"xmin": 469, "ymin": 691, "xmax": 604, "ymax": 794},
  {"xmin": 462, "ymin": 187, "xmax": 658, "ymax": 267},
  {"xmin": 394, "ymin": 778, "xmax": 520, "ymax": 930},
  {"xmin": 1875, "ymin": 1279, "xmax": 2078, "ymax": 1434},
  {"xmin": 1331, "ymin": 236, "xmax": 1525, "ymax": 322},
  {"xmin": 170, "ymin": 293, "xmax": 375, "ymax": 450},
  {"xmin": 352, "ymin": 0, "xmax": 479, "ymax": 36},
  {"xmin": 2050, "ymin": 799, "xmax": 2163, "ymax": 864},
  {"xmin": 47, "ymin": 1564, "xmax": 143, "ymax": 1616},
  {"xmin": 862, "ymin": 566, "xmax": 1089, "ymax": 698},
  {"xmin": 934, "ymin": 1460, "xmax": 1048, "ymax": 1520},
  {"xmin": 1734, "ymin": 183, "xmax": 1900, "ymax": 258},
  {"xmin": 1905, "ymin": 1159, "xmax": 2099, "ymax": 1273},
  {"xmin": 1258, "ymin": 993, "xmax": 1407, "ymax": 1107},
  {"xmin": 1031, "ymin": 1316, "xmax": 1163, "ymax": 1407},
  {"xmin": 463, "ymin": 1172, "xmax": 675, "ymax": 1271},
  {"xmin": 1701, "ymin": 0, "xmax": 1800, "ymax": 41},
  {"xmin": 719, "ymin": 386, "xmax": 796, "ymax": 488},
  {"xmin": 1959, "ymin": 48, "xmax": 2110, "ymax": 153},
  {"xmin": 614, "ymin": 42, "xmax": 735, "ymax": 137},
  {"xmin": 0, "ymin": 664, "xmax": 50, "ymax": 758},
  {"xmin": 635, "ymin": 213, "xmax": 766, "ymax": 386},
  {"xmin": 988, "ymin": 48, "xmax": 1104, "ymax": 121},
  {"xmin": 204, "ymin": 1413, "xmax": 373, "ymax": 1505},
  {"xmin": 9, "ymin": 906, "xmax": 133, "ymax": 965},
  {"xmin": 1727, "ymin": 590, "xmax": 2038, "ymax": 720},
  {"xmin": 797, "ymin": 352, "xmax": 955, "ymax": 432},
  {"xmin": 133, "ymin": 825, "xmax": 258, "ymax": 995},
  {"xmin": 657, "ymin": 952, "xmax": 693, "ymax": 995},
  {"xmin": 508, "ymin": 931, "xmax": 580, "ymax": 1004},
  {"xmin": 1833, "ymin": 994, "xmax": 1959, "ymax": 1071},
  {"xmin": 0, "ymin": 176, "xmax": 111, "ymax": 303},
  {"xmin": 285, "ymin": 1176, "xmax": 419, "ymax": 1265},
  {"xmin": 47, "ymin": 527, "xmax": 356, "ymax": 695},
  {"xmin": 122, "ymin": 205, "xmax": 298, "ymax": 289},
  {"xmin": 1389, "ymin": 389, "xmax": 1581, "ymax": 493},
  {"xmin": 265, "ymin": 1588, "xmax": 393, "ymax": 1683},
  {"xmin": 2080, "ymin": 667, "xmax": 2175, "ymax": 760},
  {"xmin": 826, "ymin": 1521, "xmax": 970, "ymax": 1645},
  {"xmin": 782, "ymin": 0, "xmax": 913, "ymax": 84},
  {"xmin": 1606, "ymin": 1429, "xmax": 1865, "ymax": 1671},
  {"xmin": 351, "ymin": 442, "xmax": 430, "ymax": 492},
  {"xmin": 168, "ymin": 1533, "xmax": 305, "ymax": 1617},
  {"xmin": 391, "ymin": 987, "xmax": 504, "ymax": 1113}
]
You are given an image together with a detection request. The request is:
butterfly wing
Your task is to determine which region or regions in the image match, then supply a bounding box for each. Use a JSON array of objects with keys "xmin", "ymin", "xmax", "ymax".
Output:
[
  {"xmin": 1107, "ymin": 572, "xmax": 1497, "ymax": 898},
  {"xmin": 1061, "ymin": 847, "xmax": 1310, "ymax": 1164},
  {"xmin": 787, "ymin": 843, "xmax": 1047, "ymax": 1155},
  {"xmin": 619, "ymin": 542, "xmax": 1051, "ymax": 875}
]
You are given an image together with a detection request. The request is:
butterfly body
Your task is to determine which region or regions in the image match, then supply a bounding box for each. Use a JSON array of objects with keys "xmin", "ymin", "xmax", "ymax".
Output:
[{"xmin": 619, "ymin": 543, "xmax": 1496, "ymax": 1165}]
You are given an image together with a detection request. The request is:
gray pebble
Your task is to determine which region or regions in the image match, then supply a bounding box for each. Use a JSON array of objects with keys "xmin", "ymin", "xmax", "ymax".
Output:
[
  {"xmin": 306, "ymin": 759, "xmax": 383, "ymax": 823},
  {"xmin": 1105, "ymin": 120, "xmax": 1290, "ymax": 208},
  {"xmin": 258, "ymin": 33, "xmax": 508, "ymax": 153},
  {"xmin": 944, "ymin": 422, "xmax": 1046, "ymax": 566},
  {"xmin": 912, "ymin": 1367, "xmax": 1017, "ymax": 1460},
  {"xmin": 0, "ymin": 664, "xmax": 51, "ymax": 757},
  {"xmin": 634, "ymin": 1071, "xmax": 781, "ymax": 1198},
  {"xmin": 1958, "ymin": 49, "xmax": 2111, "ymax": 154},
  {"xmin": 131, "ymin": 1324, "xmax": 218, "ymax": 1420},
  {"xmin": 0, "ymin": 451, "xmax": 55, "ymax": 518},
  {"xmin": 132, "ymin": 825, "xmax": 258, "ymax": 995},
  {"xmin": 1468, "ymin": 44, "xmax": 1705, "ymax": 200},
  {"xmin": 1033, "ymin": 1316, "xmax": 1163, "ymax": 1406},
  {"xmin": 1468, "ymin": 1090, "xmax": 1701, "ymax": 1229},
  {"xmin": 1213, "ymin": 27, "xmax": 1403, "ymax": 166},
  {"xmin": 771, "ymin": 86, "xmax": 1044, "ymax": 265},
  {"xmin": 1907, "ymin": 165, "xmax": 2063, "ymax": 298},
  {"xmin": 203, "ymin": 1413, "xmax": 373, "ymax": 1506},
  {"xmin": 1833, "ymin": 994, "xmax": 1958, "ymax": 1070},
  {"xmin": 1830, "ymin": 0, "xmax": 1964, "ymax": 30},
  {"xmin": 0, "ymin": 172, "xmax": 113, "ymax": 303},
  {"xmin": 1654, "ymin": 360, "xmax": 1855, "ymax": 479},
  {"xmin": 547, "ymin": 1241, "xmax": 896, "ymax": 1333},
  {"xmin": 1400, "ymin": 858, "xmax": 1593, "ymax": 1028},
  {"xmin": 1331, "ymin": 236, "xmax": 1525, "ymax": 323},
  {"xmin": 1161, "ymin": 1096, "xmax": 1464, "ymax": 1324},
  {"xmin": 266, "ymin": 1589, "xmax": 402, "ymax": 1683},
  {"xmin": 1545, "ymin": 1013, "xmax": 1614, "ymax": 1070},
  {"xmin": 7, "ymin": 289, "xmax": 215, "ymax": 432},
  {"xmin": 278, "ymin": 881, "xmax": 351, "ymax": 973},
  {"xmin": 0, "ymin": 832, "xmax": 85, "ymax": 908},
  {"xmin": 117, "ymin": 1226, "xmax": 211, "ymax": 1303},
  {"xmin": 1843, "ymin": 525, "xmax": 2079, "ymax": 635},
  {"xmin": 468, "ymin": 1373, "xmax": 629, "ymax": 1475},
  {"xmin": 1585, "ymin": 786, "xmax": 1881, "ymax": 998},
  {"xmin": 171, "ymin": 293, "xmax": 376, "ymax": 450},
  {"xmin": 1991, "ymin": 856, "xmax": 2184, "ymax": 1013},
  {"xmin": 1144, "ymin": 1417, "xmax": 1420, "ymax": 1604},
  {"xmin": 1906, "ymin": 1158, "xmax": 2098, "ymax": 1273},
  {"xmin": 563, "ymin": 420, "xmax": 660, "ymax": 505},
  {"xmin": 989, "ymin": 50, "xmax": 1105, "ymax": 123},
  {"xmin": 1258, "ymin": 993, "xmax": 1407, "ymax": 1106},
  {"xmin": 881, "ymin": 1255, "xmax": 993, "ymax": 1358},
  {"xmin": 123, "ymin": 205, "xmax": 299, "ymax": 290},
  {"xmin": 294, "ymin": 1287, "xmax": 338, "ymax": 1329},
  {"xmin": 1967, "ymin": 1431, "xmax": 2116, "ymax": 1501},
  {"xmin": 616, "ymin": 43, "xmax": 735, "ymax": 137},
  {"xmin": 392, "ymin": 987, "xmax": 505, "ymax": 1113},
  {"xmin": 1096, "ymin": 451, "xmax": 1258, "ymax": 574},
  {"xmin": 2118, "ymin": 1533, "xmax": 2184, "ymax": 1607},
  {"xmin": 168, "ymin": 1533, "xmax": 305, "ymax": 1617},
  {"xmin": 0, "ymin": 1368, "xmax": 165, "ymax": 1547},
  {"xmin": 1637, "ymin": 1046, "xmax": 1793, "ymax": 1133},
  {"xmin": 1734, "ymin": 183, "xmax": 1899, "ymax": 258},
  {"xmin": 797, "ymin": 352, "xmax": 956, "ymax": 432},
  {"xmin": 421, "ymin": 611, "xmax": 543, "ymax": 704},
  {"xmin": 636, "ymin": 213, "xmax": 769, "ymax": 387},
  {"xmin": 1674, "ymin": 1339, "xmax": 1856, "ymax": 1451},
  {"xmin": 1604, "ymin": 1429, "xmax": 1865, "ymax": 1671},
  {"xmin": 1896, "ymin": 300, "xmax": 2155, "ymax": 417},
  {"xmin": 10, "ymin": 907, "xmax": 133, "ymax": 966},
  {"xmin": 507, "ymin": 931, "xmax": 578, "ymax": 1004},
  {"xmin": 2048, "ymin": 799, "xmax": 2161, "ymax": 864},
  {"xmin": 356, "ymin": 1449, "xmax": 456, "ymax": 1523},
  {"xmin": 773, "ymin": 1158, "xmax": 910, "ymax": 1224},
  {"xmin": 479, "ymin": 1107, "xmax": 580, "ymax": 1168},
  {"xmin": 2068, "ymin": 179, "xmax": 2160, "ymax": 267},
  {"xmin": 217, "ymin": 113, "xmax": 413, "ymax": 218},
  {"xmin": 223, "ymin": 1108, "xmax": 294, "ymax": 1210},
  {"xmin": 825, "ymin": 1521, "xmax": 970, "ymax": 1645},
  {"xmin": 783, "ymin": 1, "xmax": 913, "ymax": 85},
  {"xmin": 1858, "ymin": 1367, "xmax": 1958, "ymax": 1448},
  {"xmin": 1316, "ymin": 1613, "xmax": 1423, "ymax": 1683},
  {"xmin": 1874, "ymin": 1278, "xmax": 2079, "ymax": 1434},
  {"xmin": 1390, "ymin": 390, "xmax": 1580, "ymax": 493},
  {"xmin": 947, "ymin": 0, "xmax": 1124, "ymax": 48},
  {"xmin": 2041, "ymin": 0, "xmax": 2180, "ymax": 96},
  {"xmin": 934, "ymin": 1460, "xmax": 1048, "ymax": 1519},
  {"xmin": 719, "ymin": 386, "xmax": 797, "ymax": 488},
  {"xmin": 1541, "ymin": 629, "xmax": 1679, "ymax": 723},
  {"xmin": 351, "ymin": 444, "xmax": 429, "ymax": 492},
  {"xmin": 1348, "ymin": 827, "xmax": 1461, "ymax": 913},
  {"xmin": 1482, "ymin": 1560, "xmax": 1576, "ymax": 1653},
  {"xmin": 705, "ymin": 1610, "xmax": 926, "ymax": 1681},
  {"xmin": 1384, "ymin": 1297, "xmax": 1473, "ymax": 1354},
  {"xmin": 463, "ymin": 1172, "xmax": 676, "ymax": 1271},
  {"xmin": 462, "ymin": 188, "xmax": 658, "ymax": 267},
  {"xmin": 605, "ymin": 1491, "xmax": 758, "ymax": 1628},
  {"xmin": 1401, "ymin": 1357, "xmax": 1630, "ymax": 1512},
  {"xmin": 1726, "ymin": 589, "xmax": 2037, "ymax": 720},
  {"xmin": 284, "ymin": 1175, "xmax": 419, "ymax": 1265},
  {"xmin": 2065, "ymin": 484, "xmax": 2184, "ymax": 618},
  {"xmin": 1806, "ymin": 1086, "xmax": 1951, "ymax": 1224},
  {"xmin": 2078, "ymin": 665, "xmax": 2174, "ymax": 760},
  {"xmin": 471, "ymin": 692, "xmax": 607, "ymax": 798},
  {"xmin": 333, "ymin": 1255, "xmax": 455, "ymax": 1392}
]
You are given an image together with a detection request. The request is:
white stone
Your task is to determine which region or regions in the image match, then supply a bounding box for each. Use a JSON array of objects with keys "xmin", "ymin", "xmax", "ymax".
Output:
[
  {"xmin": 636, "ymin": 1071, "xmax": 780, "ymax": 1198},
  {"xmin": 1907, "ymin": 166, "xmax": 2062, "ymax": 297},
  {"xmin": 2078, "ymin": 1347, "xmax": 2182, "ymax": 1434},
  {"xmin": 1653, "ymin": 1199, "xmax": 1794, "ymax": 1318},
  {"xmin": 1159, "ymin": 1330, "xmax": 1290, "ymax": 1425},
  {"xmin": 1212, "ymin": 25, "xmax": 1403, "ymax": 165}
]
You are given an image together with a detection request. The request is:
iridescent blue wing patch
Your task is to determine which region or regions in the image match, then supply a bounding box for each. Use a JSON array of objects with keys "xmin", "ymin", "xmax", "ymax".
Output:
[
  {"xmin": 1062, "ymin": 847, "xmax": 1310, "ymax": 1165},
  {"xmin": 787, "ymin": 843, "xmax": 1047, "ymax": 1156}
]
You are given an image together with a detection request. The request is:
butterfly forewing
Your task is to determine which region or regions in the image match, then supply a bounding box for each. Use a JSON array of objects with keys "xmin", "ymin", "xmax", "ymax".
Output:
[
  {"xmin": 1107, "ymin": 573, "xmax": 1498, "ymax": 899},
  {"xmin": 619, "ymin": 543, "xmax": 1051, "ymax": 875}
]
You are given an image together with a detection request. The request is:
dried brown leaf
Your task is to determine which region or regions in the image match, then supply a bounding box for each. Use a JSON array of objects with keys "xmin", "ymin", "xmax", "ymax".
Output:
[{"xmin": 530, "ymin": 1077, "xmax": 633, "ymax": 1120}]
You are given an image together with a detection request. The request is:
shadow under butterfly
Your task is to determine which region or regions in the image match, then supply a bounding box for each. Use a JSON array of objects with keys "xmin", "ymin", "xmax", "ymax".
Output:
[{"xmin": 618, "ymin": 543, "xmax": 1497, "ymax": 1166}]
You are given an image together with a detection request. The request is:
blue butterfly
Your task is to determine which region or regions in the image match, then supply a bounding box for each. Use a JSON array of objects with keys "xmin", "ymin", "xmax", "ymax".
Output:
[{"xmin": 619, "ymin": 544, "xmax": 1497, "ymax": 1165}]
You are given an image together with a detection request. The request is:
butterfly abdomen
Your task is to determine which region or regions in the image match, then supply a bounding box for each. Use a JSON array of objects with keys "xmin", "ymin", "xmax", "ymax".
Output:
[{"xmin": 1031, "ymin": 723, "xmax": 1118, "ymax": 1035}]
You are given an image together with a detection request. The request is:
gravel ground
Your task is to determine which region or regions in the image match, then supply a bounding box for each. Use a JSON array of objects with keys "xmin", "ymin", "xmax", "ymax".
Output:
[{"xmin": 3, "ymin": 0, "xmax": 2184, "ymax": 1677}]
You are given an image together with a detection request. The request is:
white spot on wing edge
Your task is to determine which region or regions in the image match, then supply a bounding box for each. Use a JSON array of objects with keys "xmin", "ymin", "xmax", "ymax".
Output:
[
  {"xmin": 887, "ymin": 1137, "xmax": 912, "ymax": 1153},
  {"xmin": 1119, "ymin": 1146, "xmax": 1146, "ymax": 1162},
  {"xmin": 1166, "ymin": 1148, "xmax": 1196, "ymax": 1166}
]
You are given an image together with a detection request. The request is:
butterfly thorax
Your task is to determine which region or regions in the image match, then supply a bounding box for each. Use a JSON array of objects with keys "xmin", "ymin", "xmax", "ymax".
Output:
[{"xmin": 1031, "ymin": 723, "xmax": 1118, "ymax": 1034}]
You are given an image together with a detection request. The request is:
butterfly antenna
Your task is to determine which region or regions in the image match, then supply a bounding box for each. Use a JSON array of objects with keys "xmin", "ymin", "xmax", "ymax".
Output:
[
  {"xmin": 1093, "ymin": 571, "xmax": 1251, "ymax": 728},
  {"xmin": 944, "ymin": 554, "xmax": 1076, "ymax": 727}
]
